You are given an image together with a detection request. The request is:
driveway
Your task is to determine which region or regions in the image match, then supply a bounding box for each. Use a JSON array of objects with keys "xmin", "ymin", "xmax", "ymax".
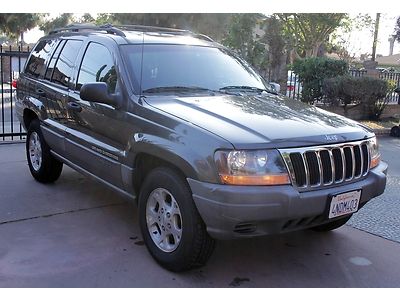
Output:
[{"xmin": 0, "ymin": 138, "xmax": 399, "ymax": 287}]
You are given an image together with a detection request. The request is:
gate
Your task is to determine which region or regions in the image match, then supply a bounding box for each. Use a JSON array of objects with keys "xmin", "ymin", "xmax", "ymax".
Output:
[{"xmin": 0, "ymin": 45, "xmax": 30, "ymax": 142}]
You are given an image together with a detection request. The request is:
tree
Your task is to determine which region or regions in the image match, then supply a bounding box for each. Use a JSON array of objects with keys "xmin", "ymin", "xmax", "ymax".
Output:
[
  {"xmin": 326, "ymin": 14, "xmax": 375, "ymax": 65},
  {"xmin": 276, "ymin": 13, "xmax": 347, "ymax": 58},
  {"xmin": 94, "ymin": 13, "xmax": 232, "ymax": 41},
  {"xmin": 0, "ymin": 13, "xmax": 43, "ymax": 44},
  {"xmin": 371, "ymin": 13, "xmax": 381, "ymax": 61},
  {"xmin": 264, "ymin": 16, "xmax": 287, "ymax": 90},
  {"xmin": 223, "ymin": 14, "xmax": 268, "ymax": 74},
  {"xmin": 39, "ymin": 13, "xmax": 75, "ymax": 34},
  {"xmin": 394, "ymin": 16, "xmax": 400, "ymax": 43}
]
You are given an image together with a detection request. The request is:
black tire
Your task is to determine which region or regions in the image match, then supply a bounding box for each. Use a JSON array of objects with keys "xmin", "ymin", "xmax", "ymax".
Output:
[
  {"xmin": 26, "ymin": 119, "xmax": 63, "ymax": 183},
  {"xmin": 390, "ymin": 126, "xmax": 400, "ymax": 137},
  {"xmin": 311, "ymin": 215, "xmax": 352, "ymax": 232},
  {"xmin": 138, "ymin": 167, "xmax": 215, "ymax": 272}
]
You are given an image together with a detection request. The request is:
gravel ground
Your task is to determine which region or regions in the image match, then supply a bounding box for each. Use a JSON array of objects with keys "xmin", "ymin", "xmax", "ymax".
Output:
[{"xmin": 347, "ymin": 137, "xmax": 400, "ymax": 243}]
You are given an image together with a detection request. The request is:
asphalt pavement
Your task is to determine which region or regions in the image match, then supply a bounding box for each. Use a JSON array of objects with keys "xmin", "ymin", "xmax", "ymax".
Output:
[{"xmin": 0, "ymin": 139, "xmax": 399, "ymax": 287}]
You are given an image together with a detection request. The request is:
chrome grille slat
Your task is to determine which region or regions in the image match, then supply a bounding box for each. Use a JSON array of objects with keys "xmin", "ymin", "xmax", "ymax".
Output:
[
  {"xmin": 350, "ymin": 146, "xmax": 356, "ymax": 179},
  {"xmin": 340, "ymin": 147, "xmax": 346, "ymax": 182},
  {"xmin": 279, "ymin": 140, "xmax": 371, "ymax": 192},
  {"xmin": 328, "ymin": 149, "xmax": 335, "ymax": 185},
  {"xmin": 359, "ymin": 144, "xmax": 364, "ymax": 178},
  {"xmin": 302, "ymin": 152, "xmax": 310, "ymax": 187},
  {"xmin": 315, "ymin": 151, "xmax": 323, "ymax": 186}
]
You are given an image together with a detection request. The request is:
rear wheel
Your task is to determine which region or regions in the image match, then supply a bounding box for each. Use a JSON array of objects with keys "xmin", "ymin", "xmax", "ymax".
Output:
[
  {"xmin": 390, "ymin": 126, "xmax": 400, "ymax": 137},
  {"xmin": 311, "ymin": 215, "xmax": 352, "ymax": 232},
  {"xmin": 26, "ymin": 119, "xmax": 63, "ymax": 183},
  {"xmin": 138, "ymin": 167, "xmax": 215, "ymax": 272}
]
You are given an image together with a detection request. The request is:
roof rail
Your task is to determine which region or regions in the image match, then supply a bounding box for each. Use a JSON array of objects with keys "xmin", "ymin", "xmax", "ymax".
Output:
[
  {"xmin": 48, "ymin": 23, "xmax": 214, "ymax": 42},
  {"xmin": 115, "ymin": 24, "xmax": 190, "ymax": 34},
  {"xmin": 115, "ymin": 25, "xmax": 214, "ymax": 42},
  {"xmin": 49, "ymin": 24, "xmax": 126, "ymax": 37}
]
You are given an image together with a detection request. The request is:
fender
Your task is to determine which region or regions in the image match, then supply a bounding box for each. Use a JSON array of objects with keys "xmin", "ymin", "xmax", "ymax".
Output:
[{"xmin": 131, "ymin": 133, "xmax": 219, "ymax": 183}]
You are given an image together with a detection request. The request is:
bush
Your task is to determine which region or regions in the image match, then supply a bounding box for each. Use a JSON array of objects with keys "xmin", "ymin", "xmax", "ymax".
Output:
[
  {"xmin": 292, "ymin": 57, "xmax": 348, "ymax": 103},
  {"xmin": 322, "ymin": 76, "xmax": 389, "ymax": 120}
]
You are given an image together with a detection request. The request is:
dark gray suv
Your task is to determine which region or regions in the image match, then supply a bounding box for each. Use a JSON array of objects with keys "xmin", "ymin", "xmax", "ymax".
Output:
[{"xmin": 15, "ymin": 24, "xmax": 388, "ymax": 272}]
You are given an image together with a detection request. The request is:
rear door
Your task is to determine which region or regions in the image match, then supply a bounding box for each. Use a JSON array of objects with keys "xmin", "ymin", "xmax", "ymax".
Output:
[{"xmin": 39, "ymin": 39, "xmax": 83, "ymax": 154}]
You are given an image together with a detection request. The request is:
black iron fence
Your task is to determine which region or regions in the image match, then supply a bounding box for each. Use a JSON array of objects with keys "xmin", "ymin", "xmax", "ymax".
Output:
[
  {"xmin": 1, "ymin": 46, "xmax": 400, "ymax": 142},
  {"xmin": 284, "ymin": 69, "xmax": 400, "ymax": 104},
  {"xmin": 0, "ymin": 46, "xmax": 30, "ymax": 142}
]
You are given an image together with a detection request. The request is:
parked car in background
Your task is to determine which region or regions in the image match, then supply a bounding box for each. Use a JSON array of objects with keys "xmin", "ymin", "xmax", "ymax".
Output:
[{"xmin": 286, "ymin": 70, "xmax": 302, "ymax": 98}]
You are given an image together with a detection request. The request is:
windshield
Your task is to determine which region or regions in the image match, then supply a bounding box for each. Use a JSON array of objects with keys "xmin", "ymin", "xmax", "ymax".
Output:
[{"xmin": 121, "ymin": 44, "xmax": 269, "ymax": 94}]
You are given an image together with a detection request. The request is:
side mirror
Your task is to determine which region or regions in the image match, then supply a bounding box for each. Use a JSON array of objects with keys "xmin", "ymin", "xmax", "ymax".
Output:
[
  {"xmin": 395, "ymin": 87, "xmax": 400, "ymax": 94},
  {"xmin": 80, "ymin": 82, "xmax": 121, "ymax": 108}
]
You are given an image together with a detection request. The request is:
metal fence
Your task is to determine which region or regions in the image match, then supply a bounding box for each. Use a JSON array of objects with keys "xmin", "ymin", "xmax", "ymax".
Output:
[
  {"xmin": 285, "ymin": 69, "xmax": 400, "ymax": 104},
  {"xmin": 0, "ymin": 46, "xmax": 29, "ymax": 142},
  {"xmin": 1, "ymin": 46, "xmax": 400, "ymax": 142}
]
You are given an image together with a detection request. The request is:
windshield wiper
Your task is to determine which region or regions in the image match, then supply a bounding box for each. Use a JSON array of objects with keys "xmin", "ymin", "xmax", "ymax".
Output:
[
  {"xmin": 142, "ymin": 86, "xmax": 219, "ymax": 94},
  {"xmin": 219, "ymin": 85, "xmax": 277, "ymax": 95}
]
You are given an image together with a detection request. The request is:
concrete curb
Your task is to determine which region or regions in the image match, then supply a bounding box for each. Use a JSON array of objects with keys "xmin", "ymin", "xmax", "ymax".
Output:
[{"xmin": 373, "ymin": 128, "xmax": 391, "ymax": 136}]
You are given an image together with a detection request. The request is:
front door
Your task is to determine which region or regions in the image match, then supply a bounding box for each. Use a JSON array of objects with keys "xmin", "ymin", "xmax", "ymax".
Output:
[{"xmin": 64, "ymin": 41, "xmax": 132, "ymax": 191}]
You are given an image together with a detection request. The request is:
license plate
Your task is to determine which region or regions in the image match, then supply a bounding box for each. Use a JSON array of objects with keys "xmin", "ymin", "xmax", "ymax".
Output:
[{"xmin": 328, "ymin": 190, "xmax": 361, "ymax": 219}]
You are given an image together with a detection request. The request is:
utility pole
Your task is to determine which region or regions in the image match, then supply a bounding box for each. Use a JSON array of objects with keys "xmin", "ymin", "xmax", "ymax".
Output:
[{"xmin": 371, "ymin": 13, "xmax": 380, "ymax": 62}]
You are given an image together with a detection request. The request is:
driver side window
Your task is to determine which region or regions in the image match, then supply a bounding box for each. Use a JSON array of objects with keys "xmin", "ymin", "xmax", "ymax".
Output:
[{"xmin": 76, "ymin": 42, "xmax": 118, "ymax": 93}]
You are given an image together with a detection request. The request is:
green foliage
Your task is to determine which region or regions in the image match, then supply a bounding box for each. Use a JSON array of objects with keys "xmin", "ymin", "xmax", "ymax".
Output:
[
  {"xmin": 292, "ymin": 57, "xmax": 348, "ymax": 103},
  {"xmin": 394, "ymin": 16, "xmax": 400, "ymax": 43},
  {"xmin": 39, "ymin": 14, "xmax": 74, "ymax": 34},
  {"xmin": 276, "ymin": 13, "xmax": 347, "ymax": 58},
  {"xmin": 0, "ymin": 13, "xmax": 43, "ymax": 43},
  {"xmin": 223, "ymin": 14, "xmax": 268, "ymax": 73},
  {"xmin": 322, "ymin": 76, "xmax": 389, "ymax": 120},
  {"xmin": 94, "ymin": 13, "xmax": 232, "ymax": 41}
]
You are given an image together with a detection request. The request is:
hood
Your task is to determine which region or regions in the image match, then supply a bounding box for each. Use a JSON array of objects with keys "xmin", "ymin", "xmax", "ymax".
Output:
[{"xmin": 144, "ymin": 93, "xmax": 373, "ymax": 149}]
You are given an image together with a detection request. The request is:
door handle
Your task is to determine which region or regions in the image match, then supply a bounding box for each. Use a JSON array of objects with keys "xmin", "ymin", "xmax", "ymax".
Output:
[
  {"xmin": 67, "ymin": 102, "xmax": 82, "ymax": 113},
  {"xmin": 35, "ymin": 88, "xmax": 46, "ymax": 97}
]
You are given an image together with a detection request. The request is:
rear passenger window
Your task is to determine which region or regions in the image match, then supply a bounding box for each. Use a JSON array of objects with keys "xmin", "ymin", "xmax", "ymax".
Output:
[
  {"xmin": 51, "ymin": 40, "xmax": 82, "ymax": 87},
  {"xmin": 76, "ymin": 43, "xmax": 117, "ymax": 93},
  {"xmin": 25, "ymin": 39, "xmax": 57, "ymax": 78},
  {"xmin": 44, "ymin": 40, "xmax": 66, "ymax": 81}
]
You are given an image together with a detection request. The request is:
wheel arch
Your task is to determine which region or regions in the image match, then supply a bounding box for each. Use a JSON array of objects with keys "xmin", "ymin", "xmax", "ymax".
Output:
[{"xmin": 23, "ymin": 108, "xmax": 39, "ymax": 130}]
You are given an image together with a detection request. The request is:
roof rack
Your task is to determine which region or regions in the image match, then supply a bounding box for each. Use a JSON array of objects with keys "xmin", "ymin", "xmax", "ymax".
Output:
[
  {"xmin": 48, "ymin": 23, "xmax": 214, "ymax": 42},
  {"xmin": 115, "ymin": 24, "xmax": 190, "ymax": 34},
  {"xmin": 49, "ymin": 24, "xmax": 126, "ymax": 37}
]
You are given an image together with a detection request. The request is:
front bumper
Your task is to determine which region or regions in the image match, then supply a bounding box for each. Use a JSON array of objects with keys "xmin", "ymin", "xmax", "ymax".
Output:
[{"xmin": 188, "ymin": 161, "xmax": 388, "ymax": 240}]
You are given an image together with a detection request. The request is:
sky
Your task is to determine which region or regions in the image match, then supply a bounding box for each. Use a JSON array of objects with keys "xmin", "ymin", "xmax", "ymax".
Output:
[{"xmin": 23, "ymin": 13, "xmax": 400, "ymax": 59}]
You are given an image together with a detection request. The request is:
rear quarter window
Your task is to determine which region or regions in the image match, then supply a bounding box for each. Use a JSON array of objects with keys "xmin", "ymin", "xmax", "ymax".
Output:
[{"xmin": 25, "ymin": 39, "xmax": 57, "ymax": 78}]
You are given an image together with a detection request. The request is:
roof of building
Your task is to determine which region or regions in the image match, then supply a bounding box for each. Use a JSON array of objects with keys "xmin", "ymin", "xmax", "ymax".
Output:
[{"xmin": 376, "ymin": 53, "xmax": 400, "ymax": 66}]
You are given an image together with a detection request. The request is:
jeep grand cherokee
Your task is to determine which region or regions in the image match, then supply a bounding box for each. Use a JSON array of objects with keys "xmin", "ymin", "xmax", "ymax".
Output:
[{"xmin": 15, "ymin": 24, "xmax": 387, "ymax": 272}]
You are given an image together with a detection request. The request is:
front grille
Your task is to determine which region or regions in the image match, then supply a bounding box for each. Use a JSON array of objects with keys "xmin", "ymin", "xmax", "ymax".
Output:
[{"xmin": 280, "ymin": 141, "xmax": 370, "ymax": 191}]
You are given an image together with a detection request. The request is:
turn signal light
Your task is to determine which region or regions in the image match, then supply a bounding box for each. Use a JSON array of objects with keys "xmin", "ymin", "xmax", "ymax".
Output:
[
  {"xmin": 219, "ymin": 174, "xmax": 290, "ymax": 186},
  {"xmin": 370, "ymin": 154, "xmax": 381, "ymax": 169}
]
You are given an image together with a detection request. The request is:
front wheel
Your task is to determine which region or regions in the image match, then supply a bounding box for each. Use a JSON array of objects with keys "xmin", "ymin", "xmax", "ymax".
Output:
[
  {"xmin": 138, "ymin": 167, "xmax": 215, "ymax": 272},
  {"xmin": 26, "ymin": 119, "xmax": 63, "ymax": 183}
]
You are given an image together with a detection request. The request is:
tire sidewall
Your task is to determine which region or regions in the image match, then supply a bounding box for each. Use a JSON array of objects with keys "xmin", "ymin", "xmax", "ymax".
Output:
[
  {"xmin": 26, "ymin": 119, "xmax": 51, "ymax": 179},
  {"xmin": 138, "ymin": 168, "xmax": 198, "ymax": 268}
]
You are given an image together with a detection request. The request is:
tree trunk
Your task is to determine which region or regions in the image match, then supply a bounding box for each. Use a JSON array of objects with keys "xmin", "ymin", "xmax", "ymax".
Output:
[
  {"xmin": 269, "ymin": 50, "xmax": 288, "ymax": 94},
  {"xmin": 372, "ymin": 13, "xmax": 380, "ymax": 61},
  {"xmin": 20, "ymin": 31, "xmax": 24, "ymax": 46}
]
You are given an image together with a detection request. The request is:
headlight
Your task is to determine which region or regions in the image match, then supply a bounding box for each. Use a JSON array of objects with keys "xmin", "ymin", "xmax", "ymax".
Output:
[
  {"xmin": 368, "ymin": 137, "xmax": 380, "ymax": 169},
  {"xmin": 214, "ymin": 149, "xmax": 290, "ymax": 185}
]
